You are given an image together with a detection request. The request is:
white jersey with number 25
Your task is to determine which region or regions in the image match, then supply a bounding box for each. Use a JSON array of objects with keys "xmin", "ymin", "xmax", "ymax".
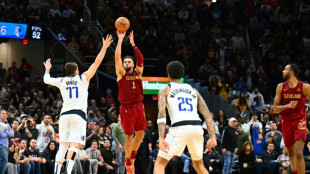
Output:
[{"xmin": 166, "ymin": 82, "xmax": 201, "ymax": 125}]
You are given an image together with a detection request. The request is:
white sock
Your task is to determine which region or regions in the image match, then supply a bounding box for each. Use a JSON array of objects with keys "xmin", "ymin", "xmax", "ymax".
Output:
[
  {"xmin": 66, "ymin": 159, "xmax": 75, "ymax": 174},
  {"xmin": 54, "ymin": 163, "xmax": 62, "ymax": 174}
]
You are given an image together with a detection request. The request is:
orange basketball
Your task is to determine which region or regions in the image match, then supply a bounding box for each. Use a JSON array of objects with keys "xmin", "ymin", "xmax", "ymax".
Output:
[{"xmin": 115, "ymin": 17, "xmax": 130, "ymax": 32}]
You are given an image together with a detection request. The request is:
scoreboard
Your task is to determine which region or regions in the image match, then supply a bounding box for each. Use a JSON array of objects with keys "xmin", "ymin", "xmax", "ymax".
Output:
[{"xmin": 0, "ymin": 22, "xmax": 44, "ymax": 40}]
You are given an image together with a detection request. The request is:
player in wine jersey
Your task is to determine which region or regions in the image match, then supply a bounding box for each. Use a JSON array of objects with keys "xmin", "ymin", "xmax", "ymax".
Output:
[
  {"xmin": 271, "ymin": 64, "xmax": 310, "ymax": 174},
  {"xmin": 44, "ymin": 35, "xmax": 113, "ymax": 174},
  {"xmin": 154, "ymin": 61, "xmax": 217, "ymax": 174},
  {"xmin": 115, "ymin": 30, "xmax": 145, "ymax": 174}
]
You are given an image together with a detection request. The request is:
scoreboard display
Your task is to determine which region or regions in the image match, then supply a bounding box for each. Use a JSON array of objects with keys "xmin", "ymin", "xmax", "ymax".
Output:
[{"xmin": 0, "ymin": 22, "xmax": 44, "ymax": 40}]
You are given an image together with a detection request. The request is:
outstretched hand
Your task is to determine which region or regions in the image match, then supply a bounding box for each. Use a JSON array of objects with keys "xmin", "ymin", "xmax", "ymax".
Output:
[
  {"xmin": 43, "ymin": 58, "xmax": 52, "ymax": 70},
  {"xmin": 128, "ymin": 31, "xmax": 134, "ymax": 45},
  {"xmin": 116, "ymin": 30, "xmax": 126, "ymax": 39},
  {"xmin": 102, "ymin": 34, "xmax": 113, "ymax": 49},
  {"xmin": 206, "ymin": 137, "xmax": 217, "ymax": 149},
  {"xmin": 159, "ymin": 139, "xmax": 170, "ymax": 153}
]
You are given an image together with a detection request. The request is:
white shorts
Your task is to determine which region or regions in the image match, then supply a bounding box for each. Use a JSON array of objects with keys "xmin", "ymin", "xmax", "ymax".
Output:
[
  {"xmin": 158, "ymin": 125, "xmax": 204, "ymax": 161},
  {"xmin": 59, "ymin": 114, "xmax": 86, "ymax": 145}
]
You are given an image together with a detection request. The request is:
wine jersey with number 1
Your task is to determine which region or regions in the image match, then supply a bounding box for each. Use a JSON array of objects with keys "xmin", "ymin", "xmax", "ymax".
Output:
[
  {"xmin": 167, "ymin": 82, "xmax": 201, "ymax": 125},
  {"xmin": 117, "ymin": 71, "xmax": 143, "ymax": 105},
  {"xmin": 44, "ymin": 74, "xmax": 89, "ymax": 116}
]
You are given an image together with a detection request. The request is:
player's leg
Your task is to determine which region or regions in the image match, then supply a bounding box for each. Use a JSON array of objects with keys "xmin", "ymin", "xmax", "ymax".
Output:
[
  {"xmin": 295, "ymin": 138, "xmax": 305, "ymax": 174},
  {"xmin": 287, "ymin": 143, "xmax": 297, "ymax": 172},
  {"xmin": 54, "ymin": 142, "xmax": 69, "ymax": 174},
  {"xmin": 153, "ymin": 156, "xmax": 169, "ymax": 174},
  {"xmin": 64, "ymin": 142, "xmax": 80, "ymax": 174},
  {"xmin": 125, "ymin": 134, "xmax": 134, "ymax": 161},
  {"xmin": 54, "ymin": 115, "xmax": 70, "ymax": 174},
  {"xmin": 192, "ymin": 159, "xmax": 209, "ymax": 174},
  {"xmin": 131, "ymin": 130, "xmax": 144, "ymax": 157}
]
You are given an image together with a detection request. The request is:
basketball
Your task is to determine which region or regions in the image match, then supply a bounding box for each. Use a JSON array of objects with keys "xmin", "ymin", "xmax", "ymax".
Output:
[{"xmin": 115, "ymin": 17, "xmax": 130, "ymax": 32}]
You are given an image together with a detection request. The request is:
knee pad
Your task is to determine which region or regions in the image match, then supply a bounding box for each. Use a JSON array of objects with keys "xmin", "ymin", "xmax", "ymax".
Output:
[
  {"xmin": 68, "ymin": 146, "xmax": 78, "ymax": 160},
  {"xmin": 55, "ymin": 142, "xmax": 69, "ymax": 163}
]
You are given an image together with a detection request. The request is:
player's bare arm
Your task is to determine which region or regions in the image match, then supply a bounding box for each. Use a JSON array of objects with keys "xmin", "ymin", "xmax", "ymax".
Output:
[
  {"xmin": 271, "ymin": 83, "xmax": 298, "ymax": 113},
  {"xmin": 129, "ymin": 31, "xmax": 144, "ymax": 76},
  {"xmin": 194, "ymin": 89, "xmax": 217, "ymax": 148},
  {"xmin": 84, "ymin": 35, "xmax": 113, "ymax": 83},
  {"xmin": 157, "ymin": 85, "xmax": 170, "ymax": 153},
  {"xmin": 43, "ymin": 58, "xmax": 52, "ymax": 75},
  {"xmin": 303, "ymin": 83, "xmax": 310, "ymax": 101},
  {"xmin": 115, "ymin": 30, "xmax": 126, "ymax": 80}
]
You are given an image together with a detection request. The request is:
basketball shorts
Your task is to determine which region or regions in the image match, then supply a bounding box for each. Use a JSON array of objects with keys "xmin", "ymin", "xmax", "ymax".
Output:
[
  {"xmin": 120, "ymin": 102, "xmax": 146, "ymax": 135},
  {"xmin": 281, "ymin": 116, "xmax": 307, "ymax": 147},
  {"xmin": 158, "ymin": 125, "xmax": 204, "ymax": 161},
  {"xmin": 59, "ymin": 114, "xmax": 87, "ymax": 145}
]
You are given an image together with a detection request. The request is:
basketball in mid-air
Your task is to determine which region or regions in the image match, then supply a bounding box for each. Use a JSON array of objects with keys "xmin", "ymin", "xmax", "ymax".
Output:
[{"xmin": 115, "ymin": 17, "xmax": 130, "ymax": 32}]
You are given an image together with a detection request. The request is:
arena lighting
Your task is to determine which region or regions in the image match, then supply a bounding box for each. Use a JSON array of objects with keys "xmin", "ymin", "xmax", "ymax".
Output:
[
  {"xmin": 142, "ymin": 76, "xmax": 184, "ymax": 95},
  {"xmin": 22, "ymin": 39, "xmax": 28, "ymax": 45}
]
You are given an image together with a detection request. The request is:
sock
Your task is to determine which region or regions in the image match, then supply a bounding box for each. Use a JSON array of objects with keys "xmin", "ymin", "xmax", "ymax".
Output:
[
  {"xmin": 130, "ymin": 151, "xmax": 137, "ymax": 159},
  {"xmin": 126, "ymin": 158, "xmax": 132, "ymax": 166},
  {"xmin": 292, "ymin": 171, "xmax": 298, "ymax": 174},
  {"xmin": 54, "ymin": 163, "xmax": 62, "ymax": 174},
  {"xmin": 66, "ymin": 159, "xmax": 75, "ymax": 174}
]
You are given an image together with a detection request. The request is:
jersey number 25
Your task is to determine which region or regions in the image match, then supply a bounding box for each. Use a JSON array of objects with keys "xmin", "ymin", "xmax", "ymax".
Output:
[{"xmin": 178, "ymin": 97, "xmax": 193, "ymax": 111}]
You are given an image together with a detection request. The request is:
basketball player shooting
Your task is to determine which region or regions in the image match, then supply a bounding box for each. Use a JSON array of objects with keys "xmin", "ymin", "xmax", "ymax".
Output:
[
  {"xmin": 271, "ymin": 64, "xmax": 310, "ymax": 174},
  {"xmin": 43, "ymin": 35, "xmax": 113, "ymax": 174},
  {"xmin": 115, "ymin": 30, "xmax": 146, "ymax": 174},
  {"xmin": 154, "ymin": 61, "xmax": 217, "ymax": 174}
]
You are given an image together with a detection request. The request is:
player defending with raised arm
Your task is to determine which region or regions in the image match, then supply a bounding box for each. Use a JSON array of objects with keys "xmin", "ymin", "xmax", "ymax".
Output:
[
  {"xmin": 271, "ymin": 64, "xmax": 310, "ymax": 174},
  {"xmin": 115, "ymin": 30, "xmax": 146, "ymax": 174},
  {"xmin": 154, "ymin": 61, "xmax": 217, "ymax": 174},
  {"xmin": 44, "ymin": 35, "xmax": 113, "ymax": 174}
]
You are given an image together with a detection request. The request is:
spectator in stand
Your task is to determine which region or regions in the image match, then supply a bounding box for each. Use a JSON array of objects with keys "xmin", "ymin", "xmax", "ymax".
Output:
[
  {"xmin": 104, "ymin": 126, "xmax": 114, "ymax": 149},
  {"xmin": 145, "ymin": 120, "xmax": 158, "ymax": 151},
  {"xmin": 98, "ymin": 126, "xmax": 105, "ymax": 149},
  {"xmin": 255, "ymin": 142, "xmax": 278, "ymax": 174},
  {"xmin": 215, "ymin": 109, "xmax": 227, "ymax": 135},
  {"xmin": 5, "ymin": 143, "xmax": 18, "ymax": 174},
  {"xmin": 265, "ymin": 122, "xmax": 283, "ymax": 153},
  {"xmin": 239, "ymin": 141, "xmax": 255, "ymax": 174},
  {"xmin": 236, "ymin": 92, "xmax": 249, "ymax": 114},
  {"xmin": 36, "ymin": 115, "xmax": 55, "ymax": 152},
  {"xmin": 237, "ymin": 123, "xmax": 249, "ymax": 154},
  {"xmin": 77, "ymin": 144, "xmax": 91, "ymax": 174},
  {"xmin": 98, "ymin": 97, "xmax": 109, "ymax": 115},
  {"xmin": 148, "ymin": 140, "xmax": 159, "ymax": 174},
  {"xmin": 41, "ymin": 141, "xmax": 57, "ymax": 174},
  {"xmin": 11, "ymin": 119, "xmax": 21, "ymax": 138},
  {"xmin": 252, "ymin": 96, "xmax": 264, "ymax": 113},
  {"xmin": 221, "ymin": 117, "xmax": 238, "ymax": 174},
  {"xmin": 203, "ymin": 146, "xmax": 223, "ymax": 173},
  {"xmin": 247, "ymin": 113, "xmax": 263, "ymax": 142},
  {"xmin": 88, "ymin": 99, "xmax": 99, "ymax": 112},
  {"xmin": 248, "ymin": 87, "xmax": 265, "ymax": 108},
  {"xmin": 17, "ymin": 139, "xmax": 31, "ymax": 174},
  {"xmin": 85, "ymin": 120, "xmax": 99, "ymax": 149},
  {"xmin": 0, "ymin": 109, "xmax": 14, "ymax": 174},
  {"xmin": 253, "ymin": 125, "xmax": 266, "ymax": 155},
  {"xmin": 19, "ymin": 117, "xmax": 38, "ymax": 144},
  {"xmin": 101, "ymin": 139, "xmax": 119, "ymax": 174},
  {"xmin": 277, "ymin": 146, "xmax": 292, "ymax": 174},
  {"xmin": 24, "ymin": 139, "xmax": 46, "ymax": 174},
  {"xmin": 235, "ymin": 76, "xmax": 247, "ymax": 92},
  {"xmin": 86, "ymin": 140, "xmax": 106, "ymax": 174},
  {"xmin": 112, "ymin": 119, "xmax": 126, "ymax": 174}
]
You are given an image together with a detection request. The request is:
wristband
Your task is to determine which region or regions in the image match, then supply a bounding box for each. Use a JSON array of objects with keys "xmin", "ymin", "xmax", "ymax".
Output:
[{"xmin": 157, "ymin": 118, "xmax": 166, "ymax": 124}]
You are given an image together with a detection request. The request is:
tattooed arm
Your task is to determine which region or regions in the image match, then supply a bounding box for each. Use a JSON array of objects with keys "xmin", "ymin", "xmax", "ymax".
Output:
[
  {"xmin": 194, "ymin": 89, "xmax": 217, "ymax": 148},
  {"xmin": 157, "ymin": 86, "xmax": 170, "ymax": 152}
]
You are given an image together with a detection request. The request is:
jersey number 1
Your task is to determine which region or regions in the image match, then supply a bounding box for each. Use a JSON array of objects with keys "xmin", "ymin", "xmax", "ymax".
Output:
[
  {"xmin": 178, "ymin": 97, "xmax": 193, "ymax": 111},
  {"xmin": 66, "ymin": 87, "xmax": 78, "ymax": 98}
]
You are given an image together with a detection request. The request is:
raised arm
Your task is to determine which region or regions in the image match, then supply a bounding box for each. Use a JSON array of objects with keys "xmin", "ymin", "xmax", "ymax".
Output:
[
  {"xmin": 271, "ymin": 83, "xmax": 297, "ymax": 113},
  {"xmin": 129, "ymin": 31, "xmax": 144, "ymax": 76},
  {"xmin": 43, "ymin": 59, "xmax": 62, "ymax": 88},
  {"xmin": 83, "ymin": 35, "xmax": 113, "ymax": 82},
  {"xmin": 303, "ymin": 83, "xmax": 310, "ymax": 102},
  {"xmin": 157, "ymin": 86, "xmax": 170, "ymax": 153},
  {"xmin": 194, "ymin": 89, "xmax": 217, "ymax": 148},
  {"xmin": 115, "ymin": 30, "xmax": 126, "ymax": 80}
]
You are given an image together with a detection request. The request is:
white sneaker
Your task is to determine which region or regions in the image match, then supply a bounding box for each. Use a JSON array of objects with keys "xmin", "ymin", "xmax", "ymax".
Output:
[{"xmin": 0, "ymin": 122, "xmax": 7, "ymax": 131}]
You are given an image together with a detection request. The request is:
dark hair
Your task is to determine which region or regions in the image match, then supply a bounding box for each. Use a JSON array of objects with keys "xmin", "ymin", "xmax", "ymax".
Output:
[
  {"xmin": 65, "ymin": 62, "xmax": 78, "ymax": 76},
  {"xmin": 288, "ymin": 64, "xmax": 300, "ymax": 78},
  {"xmin": 242, "ymin": 141, "xmax": 253, "ymax": 152},
  {"xmin": 166, "ymin": 61, "xmax": 184, "ymax": 79},
  {"xmin": 90, "ymin": 140, "xmax": 98, "ymax": 146},
  {"xmin": 124, "ymin": 56, "xmax": 134, "ymax": 62}
]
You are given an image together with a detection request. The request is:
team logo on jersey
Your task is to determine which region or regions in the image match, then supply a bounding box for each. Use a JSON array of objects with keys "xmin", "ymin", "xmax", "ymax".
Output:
[
  {"xmin": 297, "ymin": 88, "xmax": 301, "ymax": 92},
  {"xmin": 298, "ymin": 119, "xmax": 306, "ymax": 130},
  {"xmin": 81, "ymin": 136, "xmax": 85, "ymax": 141}
]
